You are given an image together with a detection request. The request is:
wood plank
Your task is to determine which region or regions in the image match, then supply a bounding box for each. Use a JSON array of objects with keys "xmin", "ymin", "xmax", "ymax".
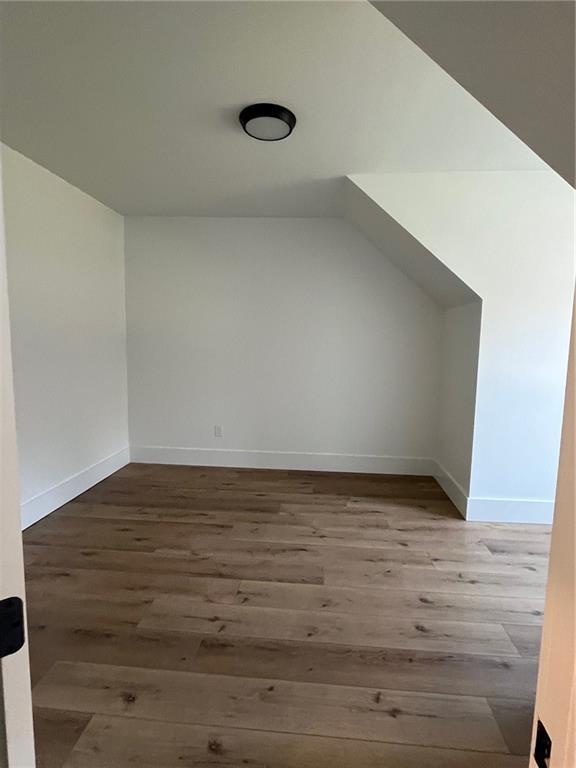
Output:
[
  {"xmin": 233, "ymin": 579, "xmax": 545, "ymax": 625},
  {"xmin": 503, "ymin": 624, "xmax": 543, "ymax": 657},
  {"xmin": 400, "ymin": 568, "xmax": 546, "ymax": 598},
  {"xmin": 33, "ymin": 661, "xmax": 509, "ymax": 752},
  {"xmin": 386, "ymin": 520, "xmax": 550, "ymax": 536},
  {"xmin": 27, "ymin": 594, "xmax": 151, "ymax": 631},
  {"xmin": 59, "ymin": 502, "xmax": 288, "ymax": 526},
  {"xmin": 25, "ymin": 516, "xmax": 234, "ymax": 552},
  {"xmin": 483, "ymin": 539, "xmax": 551, "ymax": 558},
  {"xmin": 32, "ymin": 708, "xmax": 91, "ymax": 768},
  {"xmin": 230, "ymin": 520, "xmax": 497, "ymax": 550},
  {"xmin": 346, "ymin": 497, "xmax": 463, "ymax": 515},
  {"xmin": 287, "ymin": 502, "xmax": 459, "ymax": 521},
  {"xmin": 64, "ymin": 715, "xmax": 528, "ymax": 768},
  {"xmin": 325, "ymin": 563, "xmax": 547, "ymax": 597},
  {"xmin": 72, "ymin": 490, "xmax": 282, "ymax": 513},
  {"xmin": 488, "ymin": 698, "xmax": 535, "ymax": 756},
  {"xmin": 192, "ymin": 637, "xmax": 539, "ymax": 700},
  {"xmin": 28, "ymin": 625, "xmax": 203, "ymax": 687},
  {"xmin": 25, "ymin": 566, "xmax": 240, "ymax": 604},
  {"xmin": 430, "ymin": 555, "xmax": 548, "ymax": 575},
  {"xmin": 139, "ymin": 595, "xmax": 520, "ymax": 656},
  {"xmin": 24, "ymin": 544, "xmax": 324, "ymax": 584},
  {"xmin": 187, "ymin": 536, "xmax": 425, "ymax": 564},
  {"xmin": 76, "ymin": 486, "xmax": 349, "ymax": 510}
]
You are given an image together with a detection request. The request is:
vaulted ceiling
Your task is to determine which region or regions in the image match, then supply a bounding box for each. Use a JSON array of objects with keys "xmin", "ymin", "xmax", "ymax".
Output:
[
  {"xmin": 374, "ymin": 1, "xmax": 575, "ymax": 186},
  {"xmin": 0, "ymin": 1, "xmax": 545, "ymax": 216}
]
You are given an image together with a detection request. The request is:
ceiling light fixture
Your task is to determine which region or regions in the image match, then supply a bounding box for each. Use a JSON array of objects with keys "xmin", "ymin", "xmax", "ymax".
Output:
[{"xmin": 239, "ymin": 103, "xmax": 296, "ymax": 142}]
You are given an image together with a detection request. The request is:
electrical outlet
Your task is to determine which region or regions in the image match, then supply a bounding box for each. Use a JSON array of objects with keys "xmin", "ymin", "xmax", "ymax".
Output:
[
  {"xmin": 534, "ymin": 720, "xmax": 552, "ymax": 768},
  {"xmin": 214, "ymin": 425, "xmax": 223, "ymax": 438}
]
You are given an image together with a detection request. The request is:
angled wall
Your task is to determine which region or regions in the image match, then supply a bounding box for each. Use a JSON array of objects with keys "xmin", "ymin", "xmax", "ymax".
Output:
[
  {"xmin": 345, "ymin": 179, "xmax": 482, "ymax": 515},
  {"xmin": 344, "ymin": 180, "xmax": 477, "ymax": 309},
  {"xmin": 347, "ymin": 172, "xmax": 575, "ymax": 522}
]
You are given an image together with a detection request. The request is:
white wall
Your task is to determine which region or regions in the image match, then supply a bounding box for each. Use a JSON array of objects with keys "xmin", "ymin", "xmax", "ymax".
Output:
[
  {"xmin": 126, "ymin": 217, "xmax": 443, "ymax": 473},
  {"xmin": 1, "ymin": 146, "xmax": 129, "ymax": 528},
  {"xmin": 350, "ymin": 171, "xmax": 575, "ymax": 522},
  {"xmin": 436, "ymin": 302, "xmax": 482, "ymax": 514},
  {"xmin": 531, "ymin": 296, "xmax": 575, "ymax": 768}
]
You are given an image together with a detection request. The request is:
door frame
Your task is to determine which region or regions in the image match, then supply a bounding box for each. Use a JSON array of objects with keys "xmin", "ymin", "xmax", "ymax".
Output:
[{"xmin": 0, "ymin": 150, "xmax": 36, "ymax": 767}]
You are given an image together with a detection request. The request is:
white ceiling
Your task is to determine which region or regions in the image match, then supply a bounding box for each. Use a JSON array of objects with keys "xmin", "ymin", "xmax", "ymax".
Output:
[{"xmin": 0, "ymin": 1, "xmax": 545, "ymax": 216}]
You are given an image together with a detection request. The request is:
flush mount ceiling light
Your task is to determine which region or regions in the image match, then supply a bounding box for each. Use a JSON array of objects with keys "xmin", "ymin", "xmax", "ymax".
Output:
[{"xmin": 239, "ymin": 103, "xmax": 296, "ymax": 141}]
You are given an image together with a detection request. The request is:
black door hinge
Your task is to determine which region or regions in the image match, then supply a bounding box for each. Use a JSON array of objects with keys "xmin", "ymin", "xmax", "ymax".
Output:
[
  {"xmin": 534, "ymin": 720, "xmax": 552, "ymax": 768},
  {"xmin": 0, "ymin": 597, "xmax": 25, "ymax": 659}
]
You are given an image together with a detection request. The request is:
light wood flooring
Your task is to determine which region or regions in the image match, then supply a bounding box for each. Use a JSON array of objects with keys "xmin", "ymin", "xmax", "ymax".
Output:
[{"xmin": 23, "ymin": 464, "xmax": 550, "ymax": 767}]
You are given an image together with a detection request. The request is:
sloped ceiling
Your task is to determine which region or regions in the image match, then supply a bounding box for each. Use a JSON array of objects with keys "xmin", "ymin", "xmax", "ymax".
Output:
[
  {"xmin": 374, "ymin": 1, "xmax": 575, "ymax": 186},
  {"xmin": 0, "ymin": 1, "xmax": 545, "ymax": 216}
]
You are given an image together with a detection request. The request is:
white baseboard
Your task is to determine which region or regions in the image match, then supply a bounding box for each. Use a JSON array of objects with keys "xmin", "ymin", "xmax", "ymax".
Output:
[
  {"xmin": 21, "ymin": 445, "xmax": 554, "ymax": 527},
  {"xmin": 21, "ymin": 447, "xmax": 130, "ymax": 529},
  {"xmin": 433, "ymin": 462, "xmax": 468, "ymax": 518},
  {"xmin": 466, "ymin": 496, "xmax": 555, "ymax": 525},
  {"xmin": 130, "ymin": 445, "xmax": 437, "ymax": 476},
  {"xmin": 433, "ymin": 462, "xmax": 554, "ymax": 524}
]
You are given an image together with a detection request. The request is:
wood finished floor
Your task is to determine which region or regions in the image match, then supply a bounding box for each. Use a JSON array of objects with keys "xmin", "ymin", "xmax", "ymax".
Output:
[{"xmin": 23, "ymin": 464, "xmax": 550, "ymax": 767}]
